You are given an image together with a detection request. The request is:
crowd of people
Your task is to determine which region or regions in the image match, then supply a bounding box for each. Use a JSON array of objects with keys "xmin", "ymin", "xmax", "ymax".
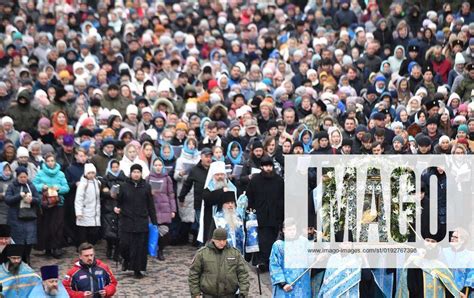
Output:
[{"xmin": 0, "ymin": 0, "xmax": 472, "ymax": 296}]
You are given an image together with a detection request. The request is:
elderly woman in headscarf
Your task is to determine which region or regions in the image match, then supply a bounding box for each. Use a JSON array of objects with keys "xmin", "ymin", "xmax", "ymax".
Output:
[
  {"xmin": 406, "ymin": 96, "xmax": 422, "ymax": 116},
  {"xmin": 0, "ymin": 162, "xmax": 14, "ymax": 224}
]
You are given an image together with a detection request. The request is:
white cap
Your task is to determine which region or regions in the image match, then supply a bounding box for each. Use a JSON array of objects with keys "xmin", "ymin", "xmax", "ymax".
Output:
[
  {"xmin": 17, "ymin": 146, "xmax": 29, "ymax": 158},
  {"xmin": 84, "ymin": 163, "xmax": 96, "ymax": 174}
]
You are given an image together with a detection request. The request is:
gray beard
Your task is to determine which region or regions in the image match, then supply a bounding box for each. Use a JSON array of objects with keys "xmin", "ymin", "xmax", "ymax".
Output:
[
  {"xmin": 45, "ymin": 286, "xmax": 58, "ymax": 296},
  {"xmin": 213, "ymin": 180, "xmax": 228, "ymax": 190},
  {"xmin": 223, "ymin": 208, "xmax": 239, "ymax": 231}
]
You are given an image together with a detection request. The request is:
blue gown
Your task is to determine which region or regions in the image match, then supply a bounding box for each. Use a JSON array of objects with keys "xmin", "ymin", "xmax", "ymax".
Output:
[
  {"xmin": 269, "ymin": 237, "xmax": 312, "ymax": 297},
  {"xmin": 318, "ymin": 254, "xmax": 362, "ymax": 298},
  {"xmin": 0, "ymin": 262, "xmax": 41, "ymax": 297},
  {"xmin": 28, "ymin": 282, "xmax": 69, "ymax": 298},
  {"xmin": 440, "ymin": 247, "xmax": 474, "ymax": 297}
]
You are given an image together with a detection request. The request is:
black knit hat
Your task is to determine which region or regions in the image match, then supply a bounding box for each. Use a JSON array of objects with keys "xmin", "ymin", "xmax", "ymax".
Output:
[{"xmin": 130, "ymin": 164, "xmax": 143, "ymax": 173}]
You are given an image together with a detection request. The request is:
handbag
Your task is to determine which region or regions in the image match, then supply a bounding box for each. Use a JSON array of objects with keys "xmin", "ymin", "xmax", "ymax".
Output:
[
  {"xmin": 42, "ymin": 187, "xmax": 59, "ymax": 208},
  {"xmin": 18, "ymin": 185, "xmax": 37, "ymax": 220}
]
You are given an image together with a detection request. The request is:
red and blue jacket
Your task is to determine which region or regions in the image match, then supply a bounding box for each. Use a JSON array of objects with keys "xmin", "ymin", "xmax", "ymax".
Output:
[{"xmin": 63, "ymin": 258, "xmax": 117, "ymax": 298}]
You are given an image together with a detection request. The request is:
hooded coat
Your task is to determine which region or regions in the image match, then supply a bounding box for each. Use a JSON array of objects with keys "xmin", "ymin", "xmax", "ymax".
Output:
[
  {"xmin": 388, "ymin": 45, "xmax": 406, "ymax": 75},
  {"xmin": 44, "ymin": 88, "xmax": 75, "ymax": 120},
  {"xmin": 8, "ymin": 89, "xmax": 41, "ymax": 132}
]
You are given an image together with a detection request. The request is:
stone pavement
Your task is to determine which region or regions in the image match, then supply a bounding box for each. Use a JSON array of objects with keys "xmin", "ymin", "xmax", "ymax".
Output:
[{"xmin": 30, "ymin": 242, "xmax": 272, "ymax": 297}]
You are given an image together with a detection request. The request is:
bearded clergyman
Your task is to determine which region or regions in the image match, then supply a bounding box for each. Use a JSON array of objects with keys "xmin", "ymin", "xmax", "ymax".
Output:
[
  {"xmin": 200, "ymin": 161, "xmax": 243, "ymax": 252},
  {"xmin": 0, "ymin": 244, "xmax": 41, "ymax": 297}
]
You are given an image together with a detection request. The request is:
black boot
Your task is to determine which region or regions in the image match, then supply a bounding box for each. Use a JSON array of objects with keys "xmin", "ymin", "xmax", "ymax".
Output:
[
  {"xmin": 157, "ymin": 249, "xmax": 165, "ymax": 261},
  {"xmin": 112, "ymin": 247, "xmax": 120, "ymax": 262},
  {"xmin": 106, "ymin": 245, "xmax": 113, "ymax": 259},
  {"xmin": 133, "ymin": 271, "xmax": 144, "ymax": 279},
  {"xmin": 45, "ymin": 249, "xmax": 52, "ymax": 256},
  {"xmin": 121, "ymin": 260, "xmax": 128, "ymax": 271}
]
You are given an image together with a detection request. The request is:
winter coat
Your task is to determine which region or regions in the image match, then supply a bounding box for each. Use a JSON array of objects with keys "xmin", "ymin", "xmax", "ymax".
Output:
[
  {"xmin": 0, "ymin": 174, "xmax": 14, "ymax": 225},
  {"xmin": 101, "ymin": 94, "xmax": 129, "ymax": 116},
  {"xmin": 44, "ymin": 100, "xmax": 75, "ymax": 121},
  {"xmin": 75, "ymin": 176, "xmax": 101, "ymax": 227},
  {"xmin": 117, "ymin": 178, "xmax": 157, "ymax": 233},
  {"xmin": 147, "ymin": 172, "xmax": 176, "ymax": 224},
  {"xmin": 454, "ymin": 73, "xmax": 474, "ymax": 103},
  {"xmin": 63, "ymin": 258, "xmax": 117, "ymax": 298},
  {"xmin": 90, "ymin": 151, "xmax": 116, "ymax": 177},
  {"xmin": 5, "ymin": 180, "xmax": 40, "ymax": 245},
  {"xmin": 33, "ymin": 163, "xmax": 70, "ymax": 206},
  {"xmin": 56, "ymin": 148, "xmax": 75, "ymax": 172},
  {"xmin": 246, "ymin": 172, "xmax": 284, "ymax": 228},
  {"xmin": 239, "ymin": 155, "xmax": 263, "ymax": 191},
  {"xmin": 100, "ymin": 172, "xmax": 126, "ymax": 240},
  {"xmin": 121, "ymin": 119, "xmax": 139, "ymax": 138},
  {"xmin": 8, "ymin": 91, "xmax": 41, "ymax": 133},
  {"xmin": 188, "ymin": 241, "xmax": 249, "ymax": 297},
  {"xmin": 10, "ymin": 161, "xmax": 38, "ymax": 180},
  {"xmin": 178, "ymin": 161, "xmax": 209, "ymax": 210},
  {"xmin": 174, "ymin": 150, "xmax": 200, "ymax": 222},
  {"xmin": 430, "ymin": 57, "xmax": 452, "ymax": 84}
]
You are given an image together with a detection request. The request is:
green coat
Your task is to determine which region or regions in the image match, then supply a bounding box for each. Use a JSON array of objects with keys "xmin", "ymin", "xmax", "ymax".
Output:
[
  {"xmin": 8, "ymin": 89, "xmax": 41, "ymax": 132},
  {"xmin": 455, "ymin": 73, "xmax": 474, "ymax": 102},
  {"xmin": 44, "ymin": 101, "xmax": 75, "ymax": 121},
  {"xmin": 188, "ymin": 241, "xmax": 249, "ymax": 297},
  {"xmin": 101, "ymin": 95, "xmax": 129, "ymax": 116}
]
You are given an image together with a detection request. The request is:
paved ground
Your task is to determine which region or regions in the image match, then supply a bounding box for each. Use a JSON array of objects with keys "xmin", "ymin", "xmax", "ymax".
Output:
[{"xmin": 30, "ymin": 242, "xmax": 272, "ymax": 297}]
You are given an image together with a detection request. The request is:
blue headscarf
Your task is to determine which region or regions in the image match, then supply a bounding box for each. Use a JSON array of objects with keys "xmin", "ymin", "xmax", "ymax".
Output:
[
  {"xmin": 183, "ymin": 139, "xmax": 198, "ymax": 156},
  {"xmin": 226, "ymin": 141, "xmax": 243, "ymax": 165},
  {"xmin": 151, "ymin": 157, "xmax": 166, "ymax": 174},
  {"xmin": 298, "ymin": 129, "xmax": 313, "ymax": 153},
  {"xmin": 160, "ymin": 142, "xmax": 175, "ymax": 161},
  {"xmin": 0, "ymin": 162, "xmax": 12, "ymax": 181},
  {"xmin": 200, "ymin": 117, "xmax": 211, "ymax": 137},
  {"xmin": 106, "ymin": 159, "xmax": 121, "ymax": 177}
]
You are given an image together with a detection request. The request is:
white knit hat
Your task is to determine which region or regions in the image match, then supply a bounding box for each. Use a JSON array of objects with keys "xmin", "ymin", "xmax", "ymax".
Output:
[
  {"xmin": 454, "ymin": 53, "xmax": 466, "ymax": 65},
  {"xmin": 126, "ymin": 104, "xmax": 138, "ymax": 115},
  {"xmin": 16, "ymin": 146, "xmax": 29, "ymax": 158},
  {"xmin": 84, "ymin": 163, "xmax": 96, "ymax": 174},
  {"xmin": 1, "ymin": 116, "xmax": 13, "ymax": 125}
]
